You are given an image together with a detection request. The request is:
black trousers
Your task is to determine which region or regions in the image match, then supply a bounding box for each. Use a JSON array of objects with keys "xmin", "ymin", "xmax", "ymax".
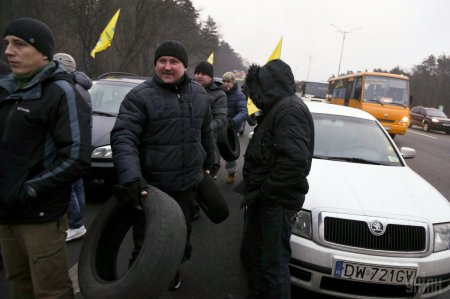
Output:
[{"xmin": 130, "ymin": 188, "xmax": 195, "ymax": 265}]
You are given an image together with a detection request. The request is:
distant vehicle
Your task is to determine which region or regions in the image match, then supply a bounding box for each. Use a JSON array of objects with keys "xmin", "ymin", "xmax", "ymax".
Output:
[
  {"xmin": 409, "ymin": 106, "xmax": 450, "ymax": 134},
  {"xmin": 328, "ymin": 72, "xmax": 410, "ymax": 138},
  {"xmin": 295, "ymin": 81, "xmax": 328, "ymax": 103},
  {"xmin": 85, "ymin": 73, "xmax": 146, "ymax": 194},
  {"xmin": 288, "ymin": 101, "xmax": 450, "ymax": 299}
]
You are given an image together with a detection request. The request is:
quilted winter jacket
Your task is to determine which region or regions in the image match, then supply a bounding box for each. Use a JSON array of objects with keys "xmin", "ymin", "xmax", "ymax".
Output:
[
  {"xmin": 243, "ymin": 59, "xmax": 315, "ymax": 211},
  {"xmin": 0, "ymin": 63, "xmax": 92, "ymax": 223},
  {"xmin": 110, "ymin": 74, "xmax": 215, "ymax": 194}
]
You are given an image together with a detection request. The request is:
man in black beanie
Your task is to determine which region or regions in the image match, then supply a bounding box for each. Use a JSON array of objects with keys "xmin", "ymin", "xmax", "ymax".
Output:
[
  {"xmin": 194, "ymin": 61, "xmax": 227, "ymax": 177},
  {"xmin": 0, "ymin": 18, "xmax": 92, "ymax": 298},
  {"xmin": 111, "ymin": 40, "xmax": 216, "ymax": 291}
]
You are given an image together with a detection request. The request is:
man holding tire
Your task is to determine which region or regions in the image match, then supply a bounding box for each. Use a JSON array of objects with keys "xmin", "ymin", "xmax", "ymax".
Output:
[{"xmin": 110, "ymin": 40, "xmax": 216, "ymax": 291}]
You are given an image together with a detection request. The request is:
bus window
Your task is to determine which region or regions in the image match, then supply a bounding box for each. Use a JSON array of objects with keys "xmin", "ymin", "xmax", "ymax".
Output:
[
  {"xmin": 352, "ymin": 77, "xmax": 362, "ymax": 100},
  {"xmin": 363, "ymin": 76, "xmax": 408, "ymax": 106}
]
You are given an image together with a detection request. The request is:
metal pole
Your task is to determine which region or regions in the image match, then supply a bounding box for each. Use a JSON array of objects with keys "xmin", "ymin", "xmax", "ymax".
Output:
[
  {"xmin": 337, "ymin": 32, "xmax": 346, "ymax": 76},
  {"xmin": 307, "ymin": 56, "xmax": 313, "ymax": 80}
]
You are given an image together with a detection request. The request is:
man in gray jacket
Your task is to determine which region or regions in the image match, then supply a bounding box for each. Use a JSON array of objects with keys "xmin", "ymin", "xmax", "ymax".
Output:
[{"xmin": 111, "ymin": 40, "xmax": 216, "ymax": 290}]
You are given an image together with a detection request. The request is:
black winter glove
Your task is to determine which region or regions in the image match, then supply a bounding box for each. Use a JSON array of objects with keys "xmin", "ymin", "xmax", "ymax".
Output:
[
  {"xmin": 113, "ymin": 178, "xmax": 148, "ymax": 209},
  {"xmin": 204, "ymin": 163, "xmax": 220, "ymax": 176}
]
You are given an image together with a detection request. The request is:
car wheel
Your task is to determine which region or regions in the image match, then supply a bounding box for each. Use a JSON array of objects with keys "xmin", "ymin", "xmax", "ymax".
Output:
[
  {"xmin": 423, "ymin": 122, "xmax": 430, "ymax": 132},
  {"xmin": 197, "ymin": 172, "xmax": 229, "ymax": 224},
  {"xmin": 78, "ymin": 185, "xmax": 186, "ymax": 299},
  {"xmin": 217, "ymin": 122, "xmax": 241, "ymax": 161}
]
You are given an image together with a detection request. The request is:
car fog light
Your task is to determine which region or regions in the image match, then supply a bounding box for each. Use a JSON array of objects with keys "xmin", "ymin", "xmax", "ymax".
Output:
[
  {"xmin": 92, "ymin": 145, "xmax": 112, "ymax": 159},
  {"xmin": 434, "ymin": 222, "xmax": 450, "ymax": 252},
  {"xmin": 292, "ymin": 210, "xmax": 312, "ymax": 239}
]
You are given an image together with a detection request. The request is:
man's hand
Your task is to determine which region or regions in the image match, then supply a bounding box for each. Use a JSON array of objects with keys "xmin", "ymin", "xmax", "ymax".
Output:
[{"xmin": 114, "ymin": 179, "xmax": 148, "ymax": 210}]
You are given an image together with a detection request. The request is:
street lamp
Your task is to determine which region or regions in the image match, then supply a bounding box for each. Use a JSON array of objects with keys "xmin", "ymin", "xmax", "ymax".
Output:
[{"xmin": 330, "ymin": 24, "xmax": 362, "ymax": 76}]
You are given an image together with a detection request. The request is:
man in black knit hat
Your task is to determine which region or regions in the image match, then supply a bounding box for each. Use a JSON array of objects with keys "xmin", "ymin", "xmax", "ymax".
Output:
[
  {"xmin": 111, "ymin": 40, "xmax": 216, "ymax": 290},
  {"xmin": 0, "ymin": 18, "xmax": 91, "ymax": 298}
]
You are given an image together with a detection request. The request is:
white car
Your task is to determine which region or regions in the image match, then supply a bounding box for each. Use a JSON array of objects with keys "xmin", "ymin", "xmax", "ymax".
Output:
[{"xmin": 290, "ymin": 102, "xmax": 450, "ymax": 298}]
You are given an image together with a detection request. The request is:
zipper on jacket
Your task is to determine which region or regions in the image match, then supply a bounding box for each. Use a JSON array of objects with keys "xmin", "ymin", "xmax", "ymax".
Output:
[{"xmin": 1, "ymin": 101, "xmax": 18, "ymax": 144}]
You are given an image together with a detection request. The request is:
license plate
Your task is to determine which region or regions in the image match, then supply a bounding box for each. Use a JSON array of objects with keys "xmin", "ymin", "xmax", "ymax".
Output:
[
  {"xmin": 335, "ymin": 260, "xmax": 416, "ymax": 285},
  {"xmin": 384, "ymin": 126, "xmax": 391, "ymax": 131}
]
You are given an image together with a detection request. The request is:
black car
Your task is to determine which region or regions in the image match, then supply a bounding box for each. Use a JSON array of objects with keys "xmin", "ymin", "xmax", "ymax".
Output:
[
  {"xmin": 409, "ymin": 106, "xmax": 450, "ymax": 134},
  {"xmin": 85, "ymin": 73, "xmax": 146, "ymax": 195}
]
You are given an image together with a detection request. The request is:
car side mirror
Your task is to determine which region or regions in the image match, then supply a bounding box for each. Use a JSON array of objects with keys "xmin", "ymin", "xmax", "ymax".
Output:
[{"xmin": 400, "ymin": 147, "xmax": 416, "ymax": 159}]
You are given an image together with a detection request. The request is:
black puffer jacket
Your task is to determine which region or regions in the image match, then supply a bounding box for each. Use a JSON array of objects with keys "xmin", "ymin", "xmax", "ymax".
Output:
[
  {"xmin": 111, "ymin": 74, "xmax": 215, "ymax": 194},
  {"xmin": 243, "ymin": 59, "xmax": 315, "ymax": 211},
  {"xmin": 0, "ymin": 63, "xmax": 92, "ymax": 223}
]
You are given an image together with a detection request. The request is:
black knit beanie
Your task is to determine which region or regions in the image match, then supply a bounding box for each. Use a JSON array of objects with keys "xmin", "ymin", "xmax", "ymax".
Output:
[
  {"xmin": 194, "ymin": 61, "xmax": 214, "ymax": 78},
  {"xmin": 154, "ymin": 40, "xmax": 188, "ymax": 67},
  {"xmin": 3, "ymin": 18, "xmax": 55, "ymax": 59}
]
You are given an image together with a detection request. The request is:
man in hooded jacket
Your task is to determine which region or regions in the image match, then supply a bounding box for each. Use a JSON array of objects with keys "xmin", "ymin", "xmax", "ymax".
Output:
[{"xmin": 242, "ymin": 59, "xmax": 314, "ymax": 299}]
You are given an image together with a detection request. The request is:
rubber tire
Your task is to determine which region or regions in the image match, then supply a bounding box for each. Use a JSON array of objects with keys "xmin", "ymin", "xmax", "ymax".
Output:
[
  {"xmin": 217, "ymin": 122, "xmax": 241, "ymax": 161},
  {"xmin": 197, "ymin": 173, "xmax": 229, "ymax": 224},
  {"xmin": 78, "ymin": 185, "xmax": 186, "ymax": 299}
]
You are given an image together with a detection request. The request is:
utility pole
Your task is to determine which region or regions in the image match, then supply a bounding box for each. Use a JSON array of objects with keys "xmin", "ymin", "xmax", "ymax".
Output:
[
  {"xmin": 330, "ymin": 24, "xmax": 361, "ymax": 76},
  {"xmin": 306, "ymin": 55, "xmax": 313, "ymax": 81}
]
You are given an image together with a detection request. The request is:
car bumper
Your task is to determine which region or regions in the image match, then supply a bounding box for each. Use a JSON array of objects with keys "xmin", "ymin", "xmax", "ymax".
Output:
[
  {"xmin": 83, "ymin": 160, "xmax": 117, "ymax": 194},
  {"xmin": 290, "ymin": 235, "xmax": 450, "ymax": 298}
]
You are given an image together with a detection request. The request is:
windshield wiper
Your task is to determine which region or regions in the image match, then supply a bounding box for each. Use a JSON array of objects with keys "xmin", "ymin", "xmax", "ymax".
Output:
[
  {"xmin": 365, "ymin": 99, "xmax": 384, "ymax": 106},
  {"xmin": 92, "ymin": 110, "xmax": 116, "ymax": 117},
  {"xmin": 314, "ymin": 155, "xmax": 386, "ymax": 165},
  {"xmin": 386, "ymin": 102, "xmax": 407, "ymax": 108}
]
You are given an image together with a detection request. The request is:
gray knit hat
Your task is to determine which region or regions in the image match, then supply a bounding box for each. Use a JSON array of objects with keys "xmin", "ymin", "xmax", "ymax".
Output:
[
  {"xmin": 3, "ymin": 18, "xmax": 55, "ymax": 59},
  {"xmin": 54, "ymin": 53, "xmax": 76, "ymax": 73},
  {"xmin": 154, "ymin": 40, "xmax": 188, "ymax": 67}
]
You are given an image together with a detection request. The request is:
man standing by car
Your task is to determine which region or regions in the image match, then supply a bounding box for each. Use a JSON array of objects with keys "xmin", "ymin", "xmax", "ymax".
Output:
[
  {"xmin": 0, "ymin": 18, "xmax": 92, "ymax": 298},
  {"xmin": 194, "ymin": 61, "xmax": 227, "ymax": 177},
  {"xmin": 222, "ymin": 71, "xmax": 247, "ymax": 183},
  {"xmin": 242, "ymin": 59, "xmax": 314, "ymax": 299},
  {"xmin": 110, "ymin": 40, "xmax": 216, "ymax": 290}
]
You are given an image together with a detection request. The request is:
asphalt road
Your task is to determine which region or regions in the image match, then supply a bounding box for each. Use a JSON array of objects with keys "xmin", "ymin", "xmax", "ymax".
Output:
[{"xmin": 1, "ymin": 125, "xmax": 449, "ymax": 299}]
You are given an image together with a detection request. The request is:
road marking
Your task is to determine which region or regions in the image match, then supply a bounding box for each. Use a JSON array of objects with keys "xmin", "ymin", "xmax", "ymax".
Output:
[
  {"xmin": 408, "ymin": 130, "xmax": 436, "ymax": 139},
  {"xmin": 69, "ymin": 263, "xmax": 80, "ymax": 294}
]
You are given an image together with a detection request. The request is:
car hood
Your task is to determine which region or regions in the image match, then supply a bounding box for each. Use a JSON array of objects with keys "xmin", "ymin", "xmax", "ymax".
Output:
[
  {"xmin": 91, "ymin": 115, "xmax": 116, "ymax": 147},
  {"xmin": 304, "ymin": 159, "xmax": 450, "ymax": 223}
]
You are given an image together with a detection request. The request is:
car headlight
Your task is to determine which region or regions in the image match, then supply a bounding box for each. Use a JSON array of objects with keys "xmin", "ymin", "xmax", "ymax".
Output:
[
  {"xmin": 292, "ymin": 210, "xmax": 312, "ymax": 239},
  {"xmin": 434, "ymin": 222, "xmax": 450, "ymax": 252},
  {"xmin": 92, "ymin": 145, "xmax": 112, "ymax": 159},
  {"xmin": 432, "ymin": 118, "xmax": 439, "ymax": 123},
  {"xmin": 401, "ymin": 116, "xmax": 409, "ymax": 123}
]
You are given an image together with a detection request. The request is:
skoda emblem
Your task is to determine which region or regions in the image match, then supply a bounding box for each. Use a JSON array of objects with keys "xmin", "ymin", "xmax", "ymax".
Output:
[{"xmin": 369, "ymin": 220, "xmax": 385, "ymax": 236}]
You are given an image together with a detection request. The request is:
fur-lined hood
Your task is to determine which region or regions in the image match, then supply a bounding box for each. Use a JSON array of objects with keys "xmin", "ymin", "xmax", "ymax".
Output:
[{"xmin": 245, "ymin": 59, "xmax": 296, "ymax": 111}]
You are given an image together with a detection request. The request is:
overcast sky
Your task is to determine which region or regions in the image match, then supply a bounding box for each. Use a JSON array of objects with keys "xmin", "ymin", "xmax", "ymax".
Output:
[{"xmin": 191, "ymin": 0, "xmax": 450, "ymax": 82}]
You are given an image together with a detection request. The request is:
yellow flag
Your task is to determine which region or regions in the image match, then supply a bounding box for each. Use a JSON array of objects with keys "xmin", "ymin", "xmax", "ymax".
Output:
[
  {"xmin": 247, "ymin": 36, "xmax": 283, "ymax": 115},
  {"xmin": 207, "ymin": 52, "xmax": 214, "ymax": 64},
  {"xmin": 90, "ymin": 9, "xmax": 121, "ymax": 58},
  {"xmin": 267, "ymin": 36, "xmax": 283, "ymax": 62}
]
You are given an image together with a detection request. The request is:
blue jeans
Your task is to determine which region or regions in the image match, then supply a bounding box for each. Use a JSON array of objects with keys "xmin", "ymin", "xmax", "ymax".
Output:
[
  {"xmin": 243, "ymin": 201, "xmax": 296, "ymax": 299},
  {"xmin": 68, "ymin": 179, "xmax": 85, "ymax": 229}
]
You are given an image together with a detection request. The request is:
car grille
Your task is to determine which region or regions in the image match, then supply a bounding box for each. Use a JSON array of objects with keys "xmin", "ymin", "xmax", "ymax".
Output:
[{"xmin": 324, "ymin": 216, "xmax": 426, "ymax": 252}]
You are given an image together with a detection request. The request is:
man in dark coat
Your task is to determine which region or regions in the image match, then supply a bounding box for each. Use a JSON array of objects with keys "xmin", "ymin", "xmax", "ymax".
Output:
[
  {"xmin": 222, "ymin": 71, "xmax": 248, "ymax": 183},
  {"xmin": 242, "ymin": 59, "xmax": 315, "ymax": 299},
  {"xmin": 194, "ymin": 61, "xmax": 227, "ymax": 176},
  {"xmin": 0, "ymin": 18, "xmax": 91, "ymax": 298},
  {"xmin": 110, "ymin": 40, "xmax": 216, "ymax": 290}
]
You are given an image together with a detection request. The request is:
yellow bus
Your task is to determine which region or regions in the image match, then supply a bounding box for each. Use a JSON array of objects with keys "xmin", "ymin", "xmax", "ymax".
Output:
[{"xmin": 328, "ymin": 72, "xmax": 410, "ymax": 138}]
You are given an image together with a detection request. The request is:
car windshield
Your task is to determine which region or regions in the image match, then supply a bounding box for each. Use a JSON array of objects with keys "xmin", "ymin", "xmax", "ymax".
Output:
[
  {"xmin": 363, "ymin": 76, "xmax": 408, "ymax": 106},
  {"xmin": 427, "ymin": 109, "xmax": 447, "ymax": 118},
  {"xmin": 312, "ymin": 113, "xmax": 402, "ymax": 166},
  {"xmin": 90, "ymin": 81, "xmax": 136, "ymax": 116}
]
